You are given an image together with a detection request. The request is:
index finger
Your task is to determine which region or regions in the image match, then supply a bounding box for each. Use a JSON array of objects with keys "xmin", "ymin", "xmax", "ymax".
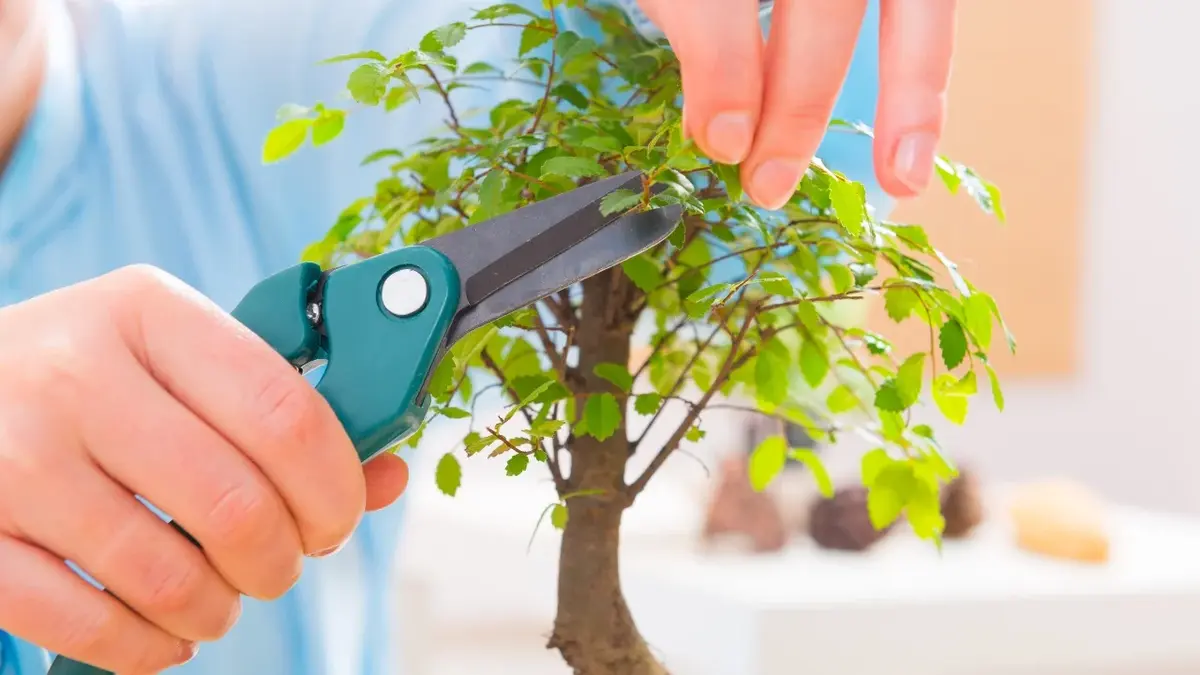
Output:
[
  {"xmin": 741, "ymin": 0, "xmax": 869, "ymax": 209},
  {"xmin": 102, "ymin": 266, "xmax": 366, "ymax": 557}
]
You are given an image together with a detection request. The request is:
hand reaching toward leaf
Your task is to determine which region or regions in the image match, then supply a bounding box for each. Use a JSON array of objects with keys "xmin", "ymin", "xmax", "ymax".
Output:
[{"xmin": 636, "ymin": 0, "xmax": 956, "ymax": 209}]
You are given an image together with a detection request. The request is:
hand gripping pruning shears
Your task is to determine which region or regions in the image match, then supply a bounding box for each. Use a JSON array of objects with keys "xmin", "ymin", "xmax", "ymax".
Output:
[{"xmin": 49, "ymin": 171, "xmax": 681, "ymax": 675}]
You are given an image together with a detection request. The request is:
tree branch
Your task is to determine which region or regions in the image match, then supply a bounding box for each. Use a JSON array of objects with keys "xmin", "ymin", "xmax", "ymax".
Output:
[
  {"xmin": 632, "ymin": 322, "xmax": 724, "ymax": 448},
  {"xmin": 629, "ymin": 314, "xmax": 692, "ymax": 384},
  {"xmin": 480, "ymin": 349, "xmax": 566, "ymax": 491},
  {"xmin": 421, "ymin": 66, "xmax": 461, "ymax": 131},
  {"xmin": 627, "ymin": 307, "xmax": 760, "ymax": 497},
  {"xmin": 525, "ymin": 11, "xmax": 558, "ymax": 134}
]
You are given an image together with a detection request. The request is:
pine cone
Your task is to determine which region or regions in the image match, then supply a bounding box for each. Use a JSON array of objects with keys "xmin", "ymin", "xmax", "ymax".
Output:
[
  {"xmin": 941, "ymin": 469, "xmax": 985, "ymax": 539},
  {"xmin": 808, "ymin": 486, "xmax": 895, "ymax": 552}
]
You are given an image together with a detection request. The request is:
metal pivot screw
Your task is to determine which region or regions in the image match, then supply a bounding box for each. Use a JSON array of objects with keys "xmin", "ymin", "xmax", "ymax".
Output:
[{"xmin": 380, "ymin": 267, "xmax": 429, "ymax": 317}]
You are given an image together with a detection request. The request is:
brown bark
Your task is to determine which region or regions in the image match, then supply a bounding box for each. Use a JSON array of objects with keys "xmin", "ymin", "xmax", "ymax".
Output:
[{"xmin": 547, "ymin": 269, "xmax": 667, "ymax": 675}]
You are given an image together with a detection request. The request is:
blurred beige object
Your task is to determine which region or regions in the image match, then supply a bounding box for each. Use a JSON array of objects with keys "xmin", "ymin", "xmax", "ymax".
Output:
[{"xmin": 1008, "ymin": 480, "xmax": 1110, "ymax": 564}]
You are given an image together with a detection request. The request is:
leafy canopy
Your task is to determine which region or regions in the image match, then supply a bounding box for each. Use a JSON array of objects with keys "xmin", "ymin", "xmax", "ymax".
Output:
[{"xmin": 265, "ymin": 0, "xmax": 1011, "ymax": 545}]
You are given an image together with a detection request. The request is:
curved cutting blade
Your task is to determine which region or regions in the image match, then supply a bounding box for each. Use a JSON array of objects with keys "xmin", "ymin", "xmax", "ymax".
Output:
[
  {"xmin": 426, "ymin": 170, "xmax": 645, "ymax": 308},
  {"xmin": 445, "ymin": 204, "xmax": 682, "ymax": 344}
]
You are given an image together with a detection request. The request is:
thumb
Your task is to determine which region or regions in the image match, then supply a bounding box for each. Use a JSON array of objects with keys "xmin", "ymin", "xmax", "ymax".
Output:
[{"xmin": 363, "ymin": 454, "xmax": 410, "ymax": 511}]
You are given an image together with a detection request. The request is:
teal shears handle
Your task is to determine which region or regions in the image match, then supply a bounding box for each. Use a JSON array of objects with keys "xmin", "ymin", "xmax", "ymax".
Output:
[
  {"xmin": 47, "ymin": 246, "xmax": 460, "ymax": 675},
  {"xmin": 232, "ymin": 244, "xmax": 462, "ymax": 463}
]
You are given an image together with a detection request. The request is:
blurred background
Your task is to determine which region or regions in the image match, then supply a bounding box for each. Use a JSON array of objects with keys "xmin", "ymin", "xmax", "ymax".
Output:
[{"xmin": 388, "ymin": 0, "xmax": 1200, "ymax": 673}]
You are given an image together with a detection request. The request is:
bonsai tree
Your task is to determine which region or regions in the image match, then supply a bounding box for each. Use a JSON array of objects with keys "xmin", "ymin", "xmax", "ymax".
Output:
[{"xmin": 263, "ymin": 2, "xmax": 1010, "ymax": 672}]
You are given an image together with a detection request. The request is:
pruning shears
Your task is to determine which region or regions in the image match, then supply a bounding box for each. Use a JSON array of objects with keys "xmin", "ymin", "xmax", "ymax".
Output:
[{"xmin": 49, "ymin": 171, "xmax": 681, "ymax": 675}]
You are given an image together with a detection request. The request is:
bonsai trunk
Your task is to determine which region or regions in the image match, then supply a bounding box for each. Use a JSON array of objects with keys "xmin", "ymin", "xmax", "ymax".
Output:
[{"xmin": 548, "ymin": 270, "xmax": 667, "ymax": 675}]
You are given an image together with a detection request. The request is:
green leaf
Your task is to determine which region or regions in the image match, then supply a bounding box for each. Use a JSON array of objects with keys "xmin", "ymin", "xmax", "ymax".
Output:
[
  {"xmin": 866, "ymin": 463, "xmax": 913, "ymax": 530},
  {"xmin": 473, "ymin": 3, "xmax": 537, "ymax": 20},
  {"xmin": 531, "ymin": 419, "xmax": 565, "ymax": 437},
  {"xmin": 964, "ymin": 292, "xmax": 995, "ymax": 351},
  {"xmin": 600, "ymin": 188, "xmax": 642, "ymax": 216},
  {"xmin": 982, "ymin": 292, "xmax": 1017, "ymax": 354},
  {"xmin": 435, "ymin": 453, "xmax": 462, "ymax": 497},
  {"xmin": 583, "ymin": 393, "xmax": 622, "ymax": 441},
  {"xmin": 873, "ymin": 381, "xmax": 907, "ymax": 412},
  {"xmin": 426, "ymin": 22, "xmax": 467, "ymax": 50},
  {"xmin": 634, "ymin": 393, "xmax": 663, "ymax": 415},
  {"xmin": 826, "ymin": 385, "xmax": 858, "ymax": 413},
  {"xmin": 860, "ymin": 448, "xmax": 893, "ymax": 487},
  {"xmin": 428, "ymin": 354, "xmax": 456, "ymax": 398},
  {"xmin": 347, "ymin": 63, "xmax": 389, "ymax": 105},
  {"xmin": 755, "ymin": 347, "xmax": 789, "ymax": 407},
  {"xmin": 829, "ymin": 179, "xmax": 867, "ymax": 236},
  {"xmin": 262, "ymin": 119, "xmax": 310, "ymax": 164},
  {"xmin": 896, "ymin": 352, "xmax": 926, "ymax": 404},
  {"xmin": 789, "ymin": 449, "xmax": 833, "ymax": 498},
  {"xmin": 757, "ymin": 272, "xmax": 794, "ymax": 297},
  {"xmin": 713, "ymin": 164, "xmax": 743, "ymax": 202},
  {"xmin": 939, "ymin": 319, "xmax": 968, "ymax": 370},
  {"xmin": 505, "ymin": 453, "xmax": 530, "ymax": 477},
  {"xmin": 554, "ymin": 32, "xmax": 597, "ymax": 61},
  {"xmin": 550, "ymin": 503, "xmax": 569, "ymax": 530},
  {"xmin": 932, "ymin": 374, "xmax": 970, "ymax": 424},
  {"xmin": 473, "ymin": 170, "xmax": 507, "ymax": 223},
  {"xmin": 799, "ymin": 339, "xmax": 829, "ymax": 388},
  {"xmin": 986, "ymin": 364, "xmax": 1005, "ymax": 411},
  {"xmin": 884, "ymin": 287, "xmax": 917, "ymax": 322},
  {"xmin": 439, "ymin": 406, "xmax": 471, "ymax": 419},
  {"xmin": 540, "ymin": 156, "xmax": 606, "ymax": 179},
  {"xmin": 320, "ymin": 50, "xmax": 387, "ymax": 64},
  {"xmin": 685, "ymin": 425, "xmax": 706, "ymax": 442},
  {"xmin": 622, "ymin": 254, "xmax": 662, "ymax": 292},
  {"xmin": 552, "ymin": 83, "xmax": 589, "ymax": 108},
  {"xmin": 905, "ymin": 477, "xmax": 945, "ymax": 541},
  {"xmin": 311, "ymin": 109, "xmax": 346, "ymax": 147},
  {"xmin": 512, "ymin": 379, "xmax": 557, "ymax": 415},
  {"xmin": 748, "ymin": 436, "xmax": 787, "ymax": 492},
  {"xmin": 594, "ymin": 362, "xmax": 634, "ymax": 392},
  {"xmin": 519, "ymin": 22, "xmax": 554, "ymax": 55}
]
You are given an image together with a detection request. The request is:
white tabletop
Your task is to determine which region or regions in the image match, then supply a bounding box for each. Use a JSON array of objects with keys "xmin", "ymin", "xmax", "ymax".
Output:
[{"xmin": 620, "ymin": 506, "xmax": 1200, "ymax": 675}]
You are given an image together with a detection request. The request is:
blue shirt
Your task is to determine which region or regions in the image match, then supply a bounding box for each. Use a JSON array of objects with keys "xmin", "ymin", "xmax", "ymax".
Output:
[{"xmin": 0, "ymin": 0, "xmax": 884, "ymax": 672}]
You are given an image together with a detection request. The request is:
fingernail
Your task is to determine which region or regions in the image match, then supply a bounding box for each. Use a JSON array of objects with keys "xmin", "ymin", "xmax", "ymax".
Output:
[
  {"xmin": 178, "ymin": 641, "xmax": 199, "ymax": 664},
  {"xmin": 749, "ymin": 159, "xmax": 805, "ymax": 210},
  {"xmin": 892, "ymin": 131, "xmax": 937, "ymax": 192},
  {"xmin": 704, "ymin": 112, "xmax": 754, "ymax": 164},
  {"xmin": 313, "ymin": 541, "xmax": 347, "ymax": 557}
]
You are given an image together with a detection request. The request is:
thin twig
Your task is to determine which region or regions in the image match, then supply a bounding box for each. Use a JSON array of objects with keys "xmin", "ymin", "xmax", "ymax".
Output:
[
  {"xmin": 421, "ymin": 66, "xmax": 461, "ymax": 130},
  {"xmin": 633, "ymin": 323, "xmax": 724, "ymax": 447},
  {"xmin": 628, "ymin": 306, "xmax": 761, "ymax": 497},
  {"xmin": 525, "ymin": 11, "xmax": 558, "ymax": 134},
  {"xmin": 480, "ymin": 349, "xmax": 566, "ymax": 490}
]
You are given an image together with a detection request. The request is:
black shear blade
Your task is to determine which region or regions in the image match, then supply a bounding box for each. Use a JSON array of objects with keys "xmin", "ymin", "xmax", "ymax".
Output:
[
  {"xmin": 446, "ymin": 204, "xmax": 682, "ymax": 344},
  {"xmin": 426, "ymin": 170, "xmax": 644, "ymax": 307}
]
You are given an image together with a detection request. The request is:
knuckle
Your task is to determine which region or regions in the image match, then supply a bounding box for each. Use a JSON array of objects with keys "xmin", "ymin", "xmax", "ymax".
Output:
[
  {"xmin": 204, "ymin": 480, "xmax": 280, "ymax": 550},
  {"xmin": 764, "ymin": 102, "xmax": 834, "ymax": 136},
  {"xmin": 57, "ymin": 605, "xmax": 119, "ymax": 666},
  {"xmin": 107, "ymin": 263, "xmax": 175, "ymax": 297},
  {"xmin": 251, "ymin": 368, "xmax": 325, "ymax": 453},
  {"xmin": 134, "ymin": 551, "xmax": 207, "ymax": 621}
]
